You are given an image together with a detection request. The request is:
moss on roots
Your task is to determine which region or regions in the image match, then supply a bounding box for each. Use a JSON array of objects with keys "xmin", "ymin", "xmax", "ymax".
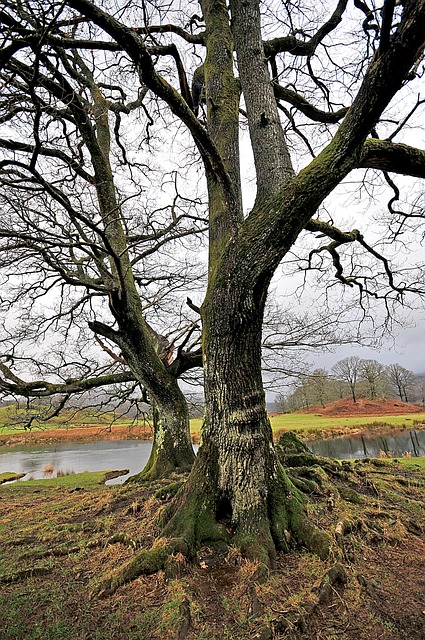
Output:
[{"xmin": 93, "ymin": 437, "xmax": 339, "ymax": 596}]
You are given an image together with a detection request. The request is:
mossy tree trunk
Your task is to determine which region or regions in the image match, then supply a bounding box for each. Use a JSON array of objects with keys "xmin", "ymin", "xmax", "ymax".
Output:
[
  {"xmin": 159, "ymin": 0, "xmax": 324, "ymax": 562},
  {"xmin": 160, "ymin": 0, "xmax": 425, "ymax": 560}
]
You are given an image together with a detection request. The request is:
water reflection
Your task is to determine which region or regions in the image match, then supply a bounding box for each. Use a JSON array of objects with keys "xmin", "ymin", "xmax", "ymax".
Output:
[
  {"xmin": 308, "ymin": 429, "xmax": 425, "ymax": 459},
  {"xmin": 0, "ymin": 440, "xmax": 155, "ymax": 484},
  {"xmin": 0, "ymin": 430, "xmax": 423, "ymax": 486}
]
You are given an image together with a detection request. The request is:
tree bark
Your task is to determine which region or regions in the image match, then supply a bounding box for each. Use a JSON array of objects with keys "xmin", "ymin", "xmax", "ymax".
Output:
[
  {"xmin": 95, "ymin": 303, "xmax": 196, "ymax": 481},
  {"xmin": 161, "ymin": 269, "xmax": 330, "ymax": 563},
  {"xmin": 35, "ymin": 0, "xmax": 425, "ymax": 565}
]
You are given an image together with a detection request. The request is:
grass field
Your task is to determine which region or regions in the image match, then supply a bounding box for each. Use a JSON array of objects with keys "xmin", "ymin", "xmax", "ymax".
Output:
[
  {"xmin": 0, "ymin": 460, "xmax": 424, "ymax": 640},
  {"xmin": 1, "ymin": 401, "xmax": 425, "ymax": 443},
  {"xmin": 397, "ymin": 456, "xmax": 425, "ymax": 469},
  {"xmin": 190, "ymin": 412, "xmax": 425, "ymax": 440},
  {"xmin": 0, "ymin": 404, "xmax": 135, "ymax": 436}
]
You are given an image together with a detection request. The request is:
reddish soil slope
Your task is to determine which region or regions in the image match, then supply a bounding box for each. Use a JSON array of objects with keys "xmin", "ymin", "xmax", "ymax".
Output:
[{"xmin": 299, "ymin": 397, "xmax": 425, "ymax": 417}]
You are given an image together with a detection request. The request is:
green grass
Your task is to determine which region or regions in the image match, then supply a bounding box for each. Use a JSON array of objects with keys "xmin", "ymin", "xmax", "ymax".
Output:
[
  {"xmin": 5, "ymin": 470, "xmax": 120, "ymax": 490},
  {"xmin": 2, "ymin": 402, "xmax": 424, "ymax": 441},
  {"xmin": 0, "ymin": 472, "xmax": 26, "ymax": 484},
  {"xmin": 269, "ymin": 412, "xmax": 425, "ymax": 434},
  {"xmin": 0, "ymin": 457, "xmax": 424, "ymax": 640},
  {"xmin": 0, "ymin": 404, "xmax": 135, "ymax": 435},
  {"xmin": 397, "ymin": 456, "xmax": 425, "ymax": 469},
  {"xmin": 190, "ymin": 412, "xmax": 425, "ymax": 439}
]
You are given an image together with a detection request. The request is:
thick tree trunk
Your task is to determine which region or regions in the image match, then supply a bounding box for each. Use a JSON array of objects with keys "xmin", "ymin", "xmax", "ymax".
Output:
[
  {"xmin": 97, "ymin": 300, "xmax": 196, "ymax": 481},
  {"xmin": 132, "ymin": 390, "xmax": 195, "ymax": 482},
  {"xmin": 162, "ymin": 284, "xmax": 330, "ymax": 563}
]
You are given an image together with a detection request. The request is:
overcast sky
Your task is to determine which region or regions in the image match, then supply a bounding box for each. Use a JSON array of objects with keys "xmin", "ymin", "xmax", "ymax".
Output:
[{"xmin": 309, "ymin": 309, "xmax": 425, "ymax": 375}]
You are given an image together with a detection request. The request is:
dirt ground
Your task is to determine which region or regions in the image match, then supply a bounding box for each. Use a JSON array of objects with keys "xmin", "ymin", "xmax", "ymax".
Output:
[{"xmin": 0, "ymin": 456, "xmax": 424, "ymax": 640}]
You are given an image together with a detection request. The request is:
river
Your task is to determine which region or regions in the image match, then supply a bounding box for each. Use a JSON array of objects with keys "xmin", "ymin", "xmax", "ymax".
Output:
[
  {"xmin": 0, "ymin": 440, "xmax": 154, "ymax": 484},
  {"xmin": 0, "ymin": 429, "xmax": 424, "ymax": 485}
]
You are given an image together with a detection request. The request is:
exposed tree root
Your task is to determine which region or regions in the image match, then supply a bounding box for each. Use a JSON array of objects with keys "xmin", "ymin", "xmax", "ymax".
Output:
[
  {"xmin": 18, "ymin": 545, "xmax": 81, "ymax": 560},
  {"xmin": 125, "ymin": 456, "xmax": 192, "ymax": 484},
  {"xmin": 92, "ymin": 537, "xmax": 189, "ymax": 598},
  {"xmin": 94, "ymin": 432, "xmax": 420, "ymax": 598},
  {"xmin": 176, "ymin": 595, "xmax": 192, "ymax": 640},
  {"xmin": 154, "ymin": 481, "xmax": 185, "ymax": 500},
  {"xmin": 270, "ymin": 563, "xmax": 348, "ymax": 638},
  {"xmin": 0, "ymin": 566, "xmax": 51, "ymax": 584}
]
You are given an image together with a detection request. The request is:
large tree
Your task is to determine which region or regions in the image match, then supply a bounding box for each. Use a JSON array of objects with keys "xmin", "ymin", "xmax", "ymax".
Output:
[
  {"xmin": 2, "ymin": 0, "xmax": 425, "ymax": 588},
  {"xmin": 0, "ymin": 0, "xmax": 208, "ymax": 478}
]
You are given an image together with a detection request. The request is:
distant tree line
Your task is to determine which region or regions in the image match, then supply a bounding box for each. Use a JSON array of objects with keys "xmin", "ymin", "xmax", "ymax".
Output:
[{"xmin": 278, "ymin": 357, "xmax": 425, "ymax": 411}]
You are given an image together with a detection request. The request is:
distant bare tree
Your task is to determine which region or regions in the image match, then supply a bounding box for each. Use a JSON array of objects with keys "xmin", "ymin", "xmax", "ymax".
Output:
[
  {"xmin": 414, "ymin": 376, "xmax": 425, "ymax": 405},
  {"xmin": 386, "ymin": 363, "xmax": 415, "ymax": 402},
  {"xmin": 332, "ymin": 356, "xmax": 362, "ymax": 403},
  {"xmin": 360, "ymin": 359, "xmax": 385, "ymax": 400}
]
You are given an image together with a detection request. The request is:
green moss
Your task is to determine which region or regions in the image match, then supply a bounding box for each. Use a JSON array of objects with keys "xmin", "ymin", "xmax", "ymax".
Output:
[
  {"xmin": 2, "ymin": 471, "xmax": 117, "ymax": 489},
  {"xmin": 155, "ymin": 481, "xmax": 185, "ymax": 500},
  {"xmin": 276, "ymin": 431, "xmax": 310, "ymax": 454},
  {"xmin": 0, "ymin": 472, "xmax": 25, "ymax": 484},
  {"xmin": 162, "ymin": 489, "xmax": 228, "ymax": 550},
  {"xmin": 339, "ymin": 486, "xmax": 364, "ymax": 504},
  {"xmin": 234, "ymin": 528, "xmax": 276, "ymax": 566},
  {"xmin": 267, "ymin": 466, "xmax": 332, "ymax": 560}
]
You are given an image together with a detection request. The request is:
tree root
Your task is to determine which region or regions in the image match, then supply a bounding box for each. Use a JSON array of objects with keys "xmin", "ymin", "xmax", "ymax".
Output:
[
  {"xmin": 176, "ymin": 595, "xmax": 192, "ymax": 640},
  {"xmin": 106, "ymin": 533, "xmax": 138, "ymax": 549},
  {"xmin": 155, "ymin": 481, "xmax": 185, "ymax": 500},
  {"xmin": 18, "ymin": 545, "xmax": 81, "ymax": 560},
  {"xmin": 0, "ymin": 566, "xmax": 51, "ymax": 584},
  {"xmin": 92, "ymin": 537, "xmax": 189, "ymax": 598},
  {"xmin": 94, "ymin": 433, "xmax": 382, "ymax": 596},
  {"xmin": 126, "ymin": 441, "xmax": 194, "ymax": 483}
]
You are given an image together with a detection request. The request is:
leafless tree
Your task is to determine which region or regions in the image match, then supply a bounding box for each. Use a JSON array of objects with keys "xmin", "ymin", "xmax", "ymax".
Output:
[
  {"xmin": 285, "ymin": 368, "xmax": 336, "ymax": 410},
  {"xmin": 0, "ymin": 1, "xmax": 209, "ymax": 477},
  {"xmin": 413, "ymin": 375, "xmax": 425, "ymax": 405},
  {"xmin": 332, "ymin": 356, "xmax": 363, "ymax": 403},
  {"xmin": 359, "ymin": 359, "xmax": 386, "ymax": 400},
  {"xmin": 386, "ymin": 363, "xmax": 415, "ymax": 402},
  {"xmin": 1, "ymin": 0, "xmax": 425, "ymax": 588},
  {"xmin": 261, "ymin": 301, "xmax": 376, "ymax": 391}
]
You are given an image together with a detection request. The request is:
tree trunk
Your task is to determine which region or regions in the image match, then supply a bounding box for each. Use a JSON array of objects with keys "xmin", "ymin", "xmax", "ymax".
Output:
[
  {"xmin": 133, "ymin": 391, "xmax": 195, "ymax": 482},
  {"xmin": 162, "ymin": 283, "xmax": 330, "ymax": 563},
  {"xmin": 98, "ymin": 300, "xmax": 196, "ymax": 481}
]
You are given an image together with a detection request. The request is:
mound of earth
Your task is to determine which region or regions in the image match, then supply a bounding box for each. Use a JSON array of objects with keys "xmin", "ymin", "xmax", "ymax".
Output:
[{"xmin": 299, "ymin": 397, "xmax": 425, "ymax": 417}]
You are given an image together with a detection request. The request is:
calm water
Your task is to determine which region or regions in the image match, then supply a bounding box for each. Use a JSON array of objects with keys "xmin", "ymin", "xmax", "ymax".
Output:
[
  {"xmin": 0, "ymin": 440, "xmax": 155, "ymax": 484},
  {"xmin": 308, "ymin": 429, "xmax": 425, "ymax": 459},
  {"xmin": 0, "ymin": 430, "xmax": 424, "ymax": 486}
]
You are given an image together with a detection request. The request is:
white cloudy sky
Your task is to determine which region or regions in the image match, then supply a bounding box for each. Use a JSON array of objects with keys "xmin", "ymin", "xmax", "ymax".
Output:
[{"xmin": 314, "ymin": 317, "xmax": 425, "ymax": 375}]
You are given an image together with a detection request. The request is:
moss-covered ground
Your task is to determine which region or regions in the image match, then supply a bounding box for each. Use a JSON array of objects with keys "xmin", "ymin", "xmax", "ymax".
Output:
[{"xmin": 0, "ymin": 458, "xmax": 424, "ymax": 640}]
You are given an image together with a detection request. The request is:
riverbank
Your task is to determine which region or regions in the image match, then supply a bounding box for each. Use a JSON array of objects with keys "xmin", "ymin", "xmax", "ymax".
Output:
[
  {"xmin": 0, "ymin": 422, "xmax": 153, "ymax": 448},
  {"xmin": 1, "ymin": 410, "xmax": 425, "ymax": 449}
]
